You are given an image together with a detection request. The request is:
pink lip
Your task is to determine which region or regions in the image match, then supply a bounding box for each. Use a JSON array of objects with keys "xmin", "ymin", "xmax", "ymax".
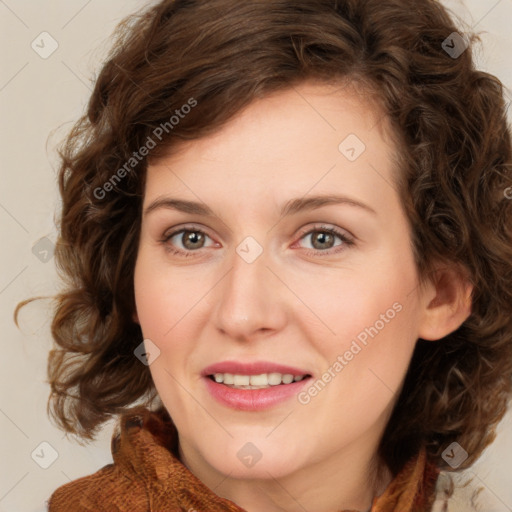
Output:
[
  {"xmin": 201, "ymin": 361, "xmax": 310, "ymax": 377},
  {"xmin": 202, "ymin": 360, "xmax": 312, "ymax": 412}
]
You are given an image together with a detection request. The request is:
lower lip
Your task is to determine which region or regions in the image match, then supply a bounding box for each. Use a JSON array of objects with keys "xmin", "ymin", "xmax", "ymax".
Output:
[{"xmin": 203, "ymin": 377, "xmax": 311, "ymax": 411}]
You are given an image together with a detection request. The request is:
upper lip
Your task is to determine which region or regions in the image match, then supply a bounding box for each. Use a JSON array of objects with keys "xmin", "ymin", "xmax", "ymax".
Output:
[{"xmin": 201, "ymin": 361, "xmax": 311, "ymax": 377}]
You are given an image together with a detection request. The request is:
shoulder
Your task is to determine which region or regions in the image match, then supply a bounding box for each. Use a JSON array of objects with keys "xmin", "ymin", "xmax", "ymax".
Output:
[
  {"xmin": 47, "ymin": 462, "xmax": 148, "ymax": 512},
  {"xmin": 431, "ymin": 471, "xmax": 484, "ymax": 512},
  {"xmin": 47, "ymin": 408, "xmax": 172, "ymax": 512}
]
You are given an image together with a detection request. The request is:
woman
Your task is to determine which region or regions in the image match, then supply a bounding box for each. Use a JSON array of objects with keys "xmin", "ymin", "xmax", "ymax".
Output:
[{"xmin": 18, "ymin": 0, "xmax": 512, "ymax": 510}]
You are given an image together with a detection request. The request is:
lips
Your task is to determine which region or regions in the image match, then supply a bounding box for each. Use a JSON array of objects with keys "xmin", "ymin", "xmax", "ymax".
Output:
[
  {"xmin": 201, "ymin": 361, "xmax": 312, "ymax": 411},
  {"xmin": 201, "ymin": 361, "xmax": 311, "ymax": 377}
]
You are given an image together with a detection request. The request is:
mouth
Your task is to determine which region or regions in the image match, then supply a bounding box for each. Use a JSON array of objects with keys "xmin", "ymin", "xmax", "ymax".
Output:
[
  {"xmin": 201, "ymin": 361, "xmax": 313, "ymax": 411},
  {"xmin": 207, "ymin": 372, "xmax": 311, "ymax": 389}
]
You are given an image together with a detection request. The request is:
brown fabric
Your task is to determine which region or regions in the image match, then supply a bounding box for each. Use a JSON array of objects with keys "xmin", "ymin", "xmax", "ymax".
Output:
[{"xmin": 48, "ymin": 408, "xmax": 440, "ymax": 512}]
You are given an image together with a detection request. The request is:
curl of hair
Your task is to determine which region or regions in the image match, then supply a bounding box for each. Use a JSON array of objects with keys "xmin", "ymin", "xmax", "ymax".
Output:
[{"xmin": 16, "ymin": 0, "xmax": 512, "ymax": 473}]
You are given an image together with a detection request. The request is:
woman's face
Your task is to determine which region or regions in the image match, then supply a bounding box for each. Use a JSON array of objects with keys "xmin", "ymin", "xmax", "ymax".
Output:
[{"xmin": 134, "ymin": 82, "xmax": 427, "ymax": 481}]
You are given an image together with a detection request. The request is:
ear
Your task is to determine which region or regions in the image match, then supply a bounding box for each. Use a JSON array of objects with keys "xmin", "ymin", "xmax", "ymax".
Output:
[
  {"xmin": 417, "ymin": 263, "xmax": 473, "ymax": 341},
  {"xmin": 132, "ymin": 310, "xmax": 140, "ymax": 324}
]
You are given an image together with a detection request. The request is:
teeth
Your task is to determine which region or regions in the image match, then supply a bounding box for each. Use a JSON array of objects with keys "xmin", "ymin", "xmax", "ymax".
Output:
[
  {"xmin": 267, "ymin": 372, "xmax": 282, "ymax": 385},
  {"xmin": 282, "ymin": 374, "xmax": 294, "ymax": 384},
  {"xmin": 250, "ymin": 373, "xmax": 269, "ymax": 386},
  {"xmin": 211, "ymin": 372, "xmax": 307, "ymax": 388},
  {"xmin": 233, "ymin": 375, "xmax": 250, "ymax": 386}
]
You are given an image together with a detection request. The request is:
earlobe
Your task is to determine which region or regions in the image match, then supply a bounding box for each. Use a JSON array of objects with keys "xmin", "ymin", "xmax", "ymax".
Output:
[
  {"xmin": 417, "ymin": 265, "xmax": 473, "ymax": 341},
  {"xmin": 132, "ymin": 310, "xmax": 140, "ymax": 324}
]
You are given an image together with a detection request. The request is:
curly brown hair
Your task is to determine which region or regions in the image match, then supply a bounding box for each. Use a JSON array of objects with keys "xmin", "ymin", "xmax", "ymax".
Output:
[{"xmin": 15, "ymin": 0, "xmax": 512, "ymax": 475}]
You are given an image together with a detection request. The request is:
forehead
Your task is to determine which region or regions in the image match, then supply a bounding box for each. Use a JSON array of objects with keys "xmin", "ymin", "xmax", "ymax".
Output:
[
  {"xmin": 143, "ymin": 82, "xmax": 401, "ymax": 218},
  {"xmin": 152, "ymin": 80, "xmax": 393, "ymax": 162}
]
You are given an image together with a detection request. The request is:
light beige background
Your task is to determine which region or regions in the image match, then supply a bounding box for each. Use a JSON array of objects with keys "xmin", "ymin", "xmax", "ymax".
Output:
[{"xmin": 1, "ymin": 1, "xmax": 511, "ymax": 511}]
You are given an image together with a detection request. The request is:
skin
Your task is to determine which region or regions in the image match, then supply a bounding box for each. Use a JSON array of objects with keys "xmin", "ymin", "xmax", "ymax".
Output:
[{"xmin": 133, "ymin": 81, "xmax": 472, "ymax": 512}]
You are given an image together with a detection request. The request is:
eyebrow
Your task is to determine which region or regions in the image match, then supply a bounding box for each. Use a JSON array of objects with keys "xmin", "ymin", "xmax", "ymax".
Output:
[{"xmin": 143, "ymin": 194, "xmax": 377, "ymax": 218}]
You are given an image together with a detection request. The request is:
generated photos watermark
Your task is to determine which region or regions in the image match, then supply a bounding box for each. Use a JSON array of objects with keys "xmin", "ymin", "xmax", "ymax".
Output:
[
  {"xmin": 298, "ymin": 301, "xmax": 403, "ymax": 405},
  {"xmin": 93, "ymin": 97, "xmax": 197, "ymax": 200}
]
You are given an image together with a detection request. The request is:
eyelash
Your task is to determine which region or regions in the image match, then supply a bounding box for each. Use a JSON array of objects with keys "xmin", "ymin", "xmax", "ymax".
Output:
[{"xmin": 160, "ymin": 224, "xmax": 354, "ymax": 258}]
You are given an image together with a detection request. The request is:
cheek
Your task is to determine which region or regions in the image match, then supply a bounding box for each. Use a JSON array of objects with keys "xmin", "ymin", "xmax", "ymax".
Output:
[
  {"xmin": 134, "ymin": 264, "xmax": 169, "ymax": 339},
  {"xmin": 309, "ymin": 249, "xmax": 420, "ymax": 389},
  {"xmin": 295, "ymin": 279, "xmax": 419, "ymax": 439},
  {"xmin": 133, "ymin": 247, "xmax": 201, "ymax": 340},
  {"xmin": 305, "ymin": 259, "xmax": 417, "ymax": 346},
  {"xmin": 133, "ymin": 255, "xmax": 193, "ymax": 408},
  {"xmin": 133, "ymin": 248, "xmax": 212, "ymax": 403},
  {"xmin": 133, "ymin": 254, "xmax": 184, "ymax": 389}
]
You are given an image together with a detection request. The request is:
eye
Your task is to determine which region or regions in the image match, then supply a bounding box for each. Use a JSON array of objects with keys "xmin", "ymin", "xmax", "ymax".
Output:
[
  {"xmin": 295, "ymin": 224, "xmax": 354, "ymax": 255},
  {"xmin": 160, "ymin": 223, "xmax": 354, "ymax": 258},
  {"xmin": 160, "ymin": 226, "xmax": 217, "ymax": 257}
]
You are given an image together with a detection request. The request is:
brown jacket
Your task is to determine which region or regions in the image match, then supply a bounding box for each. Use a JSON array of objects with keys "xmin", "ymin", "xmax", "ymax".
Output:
[{"xmin": 47, "ymin": 408, "xmax": 476, "ymax": 512}]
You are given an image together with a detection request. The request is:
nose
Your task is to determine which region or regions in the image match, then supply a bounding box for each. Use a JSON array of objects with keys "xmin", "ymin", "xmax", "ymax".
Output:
[{"xmin": 212, "ymin": 246, "xmax": 288, "ymax": 342}]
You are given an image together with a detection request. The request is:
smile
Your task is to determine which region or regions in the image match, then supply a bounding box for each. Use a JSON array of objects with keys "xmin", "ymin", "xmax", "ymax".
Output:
[
  {"xmin": 201, "ymin": 361, "xmax": 313, "ymax": 411},
  {"xmin": 209, "ymin": 372, "xmax": 307, "ymax": 389}
]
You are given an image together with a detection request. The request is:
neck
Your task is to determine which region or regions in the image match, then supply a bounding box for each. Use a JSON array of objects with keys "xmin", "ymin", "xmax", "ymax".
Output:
[{"xmin": 179, "ymin": 439, "xmax": 393, "ymax": 512}]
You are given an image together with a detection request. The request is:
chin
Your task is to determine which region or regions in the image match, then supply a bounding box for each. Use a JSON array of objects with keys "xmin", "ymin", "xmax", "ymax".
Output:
[
  {"xmin": 213, "ymin": 457, "xmax": 302, "ymax": 480},
  {"xmin": 200, "ymin": 439, "xmax": 309, "ymax": 480}
]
